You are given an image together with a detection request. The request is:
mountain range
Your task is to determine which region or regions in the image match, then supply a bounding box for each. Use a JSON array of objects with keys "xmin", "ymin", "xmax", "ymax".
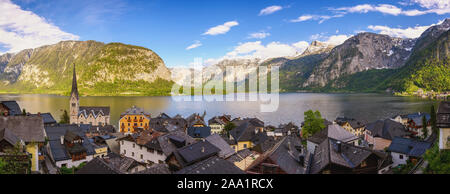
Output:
[{"xmin": 0, "ymin": 19, "xmax": 449, "ymax": 96}]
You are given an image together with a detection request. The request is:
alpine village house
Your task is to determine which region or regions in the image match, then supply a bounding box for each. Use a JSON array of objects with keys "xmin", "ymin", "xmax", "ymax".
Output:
[{"xmin": 69, "ymin": 64, "xmax": 110, "ymax": 126}]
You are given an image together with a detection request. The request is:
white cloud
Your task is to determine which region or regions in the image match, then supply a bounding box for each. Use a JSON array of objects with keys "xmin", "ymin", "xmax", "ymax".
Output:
[
  {"xmin": 332, "ymin": 2, "xmax": 450, "ymax": 16},
  {"xmin": 310, "ymin": 33, "xmax": 352, "ymax": 45},
  {"xmin": 290, "ymin": 14, "xmax": 343, "ymax": 24},
  {"xmin": 292, "ymin": 41, "xmax": 309, "ymax": 53},
  {"xmin": 203, "ymin": 21, "xmax": 239, "ymax": 36},
  {"xmin": 259, "ymin": 5, "xmax": 283, "ymax": 16},
  {"xmin": 248, "ymin": 31, "xmax": 270, "ymax": 39},
  {"xmin": 325, "ymin": 35, "xmax": 351, "ymax": 45},
  {"xmin": 368, "ymin": 20, "xmax": 443, "ymax": 39},
  {"xmin": 186, "ymin": 41, "xmax": 202, "ymax": 50},
  {"xmin": 0, "ymin": 0, "xmax": 79, "ymax": 53},
  {"xmin": 204, "ymin": 40, "xmax": 310, "ymax": 64}
]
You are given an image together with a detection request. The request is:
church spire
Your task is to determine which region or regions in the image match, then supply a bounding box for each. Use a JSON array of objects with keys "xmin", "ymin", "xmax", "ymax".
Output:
[{"xmin": 71, "ymin": 63, "xmax": 79, "ymax": 100}]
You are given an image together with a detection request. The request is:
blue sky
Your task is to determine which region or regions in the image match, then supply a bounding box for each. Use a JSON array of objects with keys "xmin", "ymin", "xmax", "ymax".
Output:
[{"xmin": 1, "ymin": 0, "xmax": 449, "ymax": 67}]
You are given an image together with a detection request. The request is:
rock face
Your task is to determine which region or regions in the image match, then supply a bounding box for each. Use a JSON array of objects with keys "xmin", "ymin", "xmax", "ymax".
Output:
[
  {"xmin": 0, "ymin": 40, "xmax": 171, "ymax": 95},
  {"xmin": 303, "ymin": 33, "xmax": 415, "ymax": 87}
]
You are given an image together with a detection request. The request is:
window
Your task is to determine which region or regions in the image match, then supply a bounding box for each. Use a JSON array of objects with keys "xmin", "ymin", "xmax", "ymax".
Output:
[
  {"xmin": 121, "ymin": 141, "xmax": 124, "ymax": 145},
  {"xmin": 140, "ymin": 154, "xmax": 143, "ymax": 159},
  {"xmin": 399, "ymin": 154, "xmax": 404, "ymax": 159},
  {"xmin": 133, "ymin": 143, "xmax": 135, "ymax": 148},
  {"xmin": 132, "ymin": 152, "xmax": 135, "ymax": 157},
  {"xmin": 128, "ymin": 123, "xmax": 130, "ymax": 126},
  {"xmin": 140, "ymin": 145, "xmax": 142, "ymax": 150},
  {"xmin": 61, "ymin": 163, "xmax": 67, "ymax": 167},
  {"xmin": 123, "ymin": 150, "xmax": 126, "ymax": 154},
  {"xmin": 243, "ymin": 144, "xmax": 247, "ymax": 148},
  {"xmin": 157, "ymin": 151, "xmax": 163, "ymax": 155}
]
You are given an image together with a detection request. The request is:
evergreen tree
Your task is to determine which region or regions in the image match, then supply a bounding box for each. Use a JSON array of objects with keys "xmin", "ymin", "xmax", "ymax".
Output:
[
  {"xmin": 60, "ymin": 110, "xmax": 70, "ymax": 124},
  {"xmin": 430, "ymin": 105, "xmax": 438, "ymax": 134},
  {"xmin": 422, "ymin": 115, "xmax": 428, "ymax": 139},
  {"xmin": 22, "ymin": 109, "xmax": 26, "ymax": 116}
]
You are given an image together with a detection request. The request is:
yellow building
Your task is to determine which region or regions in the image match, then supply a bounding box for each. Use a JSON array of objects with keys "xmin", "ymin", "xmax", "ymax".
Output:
[
  {"xmin": 119, "ymin": 106, "xmax": 151, "ymax": 134},
  {"xmin": 336, "ymin": 118, "xmax": 366, "ymax": 137},
  {"xmin": 228, "ymin": 118, "xmax": 265, "ymax": 152}
]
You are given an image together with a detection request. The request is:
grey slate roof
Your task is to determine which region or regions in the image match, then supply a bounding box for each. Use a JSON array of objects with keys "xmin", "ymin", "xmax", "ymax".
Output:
[
  {"xmin": 437, "ymin": 101, "xmax": 450, "ymax": 128},
  {"xmin": 406, "ymin": 112, "xmax": 431, "ymax": 127},
  {"xmin": 157, "ymin": 130, "xmax": 196, "ymax": 156},
  {"xmin": 135, "ymin": 164, "xmax": 171, "ymax": 174},
  {"xmin": 31, "ymin": 113, "xmax": 57, "ymax": 125},
  {"xmin": 187, "ymin": 126, "xmax": 211, "ymax": 139},
  {"xmin": 79, "ymin": 106, "xmax": 110, "ymax": 118},
  {"xmin": 205, "ymin": 134, "xmax": 235, "ymax": 158},
  {"xmin": 175, "ymin": 140, "xmax": 220, "ymax": 166},
  {"xmin": 335, "ymin": 117, "xmax": 366, "ymax": 129},
  {"xmin": 0, "ymin": 101, "xmax": 22, "ymax": 116},
  {"xmin": 308, "ymin": 124, "xmax": 359, "ymax": 144},
  {"xmin": 366, "ymin": 119, "xmax": 409, "ymax": 140},
  {"xmin": 310, "ymin": 138, "xmax": 387, "ymax": 174},
  {"xmin": 247, "ymin": 135, "xmax": 307, "ymax": 174},
  {"xmin": 387, "ymin": 137, "xmax": 432, "ymax": 157},
  {"xmin": 0, "ymin": 128, "xmax": 21, "ymax": 146},
  {"xmin": 76, "ymin": 157, "xmax": 121, "ymax": 174},
  {"xmin": 0, "ymin": 116, "xmax": 45, "ymax": 142},
  {"xmin": 227, "ymin": 149, "xmax": 254, "ymax": 163},
  {"xmin": 175, "ymin": 156, "xmax": 245, "ymax": 174},
  {"xmin": 45, "ymin": 124, "xmax": 95, "ymax": 162}
]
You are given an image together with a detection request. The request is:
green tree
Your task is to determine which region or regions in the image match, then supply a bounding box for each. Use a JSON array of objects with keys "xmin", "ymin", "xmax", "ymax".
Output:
[
  {"xmin": 422, "ymin": 115, "xmax": 428, "ymax": 139},
  {"xmin": 0, "ymin": 143, "xmax": 30, "ymax": 174},
  {"xmin": 223, "ymin": 122, "xmax": 236, "ymax": 136},
  {"xmin": 424, "ymin": 144, "xmax": 450, "ymax": 174},
  {"xmin": 302, "ymin": 110, "xmax": 325, "ymax": 138},
  {"xmin": 60, "ymin": 110, "xmax": 70, "ymax": 124},
  {"xmin": 430, "ymin": 105, "xmax": 438, "ymax": 134},
  {"xmin": 22, "ymin": 109, "xmax": 26, "ymax": 115}
]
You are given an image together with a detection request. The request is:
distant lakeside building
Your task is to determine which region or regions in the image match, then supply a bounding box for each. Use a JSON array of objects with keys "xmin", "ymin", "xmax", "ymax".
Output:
[{"xmin": 69, "ymin": 64, "xmax": 110, "ymax": 126}]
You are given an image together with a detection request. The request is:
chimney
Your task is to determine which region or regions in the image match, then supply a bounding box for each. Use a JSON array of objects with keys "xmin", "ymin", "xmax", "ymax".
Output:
[
  {"xmin": 97, "ymin": 127, "xmax": 99, "ymax": 132},
  {"xmin": 60, "ymin": 136, "xmax": 65, "ymax": 145},
  {"xmin": 37, "ymin": 112, "xmax": 41, "ymax": 116},
  {"xmin": 201, "ymin": 147, "xmax": 205, "ymax": 153},
  {"xmin": 336, "ymin": 141, "xmax": 342, "ymax": 153}
]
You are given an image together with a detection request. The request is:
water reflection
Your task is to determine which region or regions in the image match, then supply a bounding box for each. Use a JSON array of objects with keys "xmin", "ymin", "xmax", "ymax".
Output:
[{"xmin": 0, "ymin": 93, "xmax": 438, "ymax": 127}]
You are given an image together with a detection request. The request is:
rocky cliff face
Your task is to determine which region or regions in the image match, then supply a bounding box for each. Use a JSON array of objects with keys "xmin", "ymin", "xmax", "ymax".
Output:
[
  {"xmin": 0, "ymin": 40, "xmax": 172, "ymax": 95},
  {"xmin": 303, "ymin": 33, "xmax": 415, "ymax": 87}
]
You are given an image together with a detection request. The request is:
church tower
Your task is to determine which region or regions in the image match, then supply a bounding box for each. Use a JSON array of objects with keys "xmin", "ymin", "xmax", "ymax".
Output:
[{"xmin": 69, "ymin": 64, "xmax": 79, "ymax": 124}]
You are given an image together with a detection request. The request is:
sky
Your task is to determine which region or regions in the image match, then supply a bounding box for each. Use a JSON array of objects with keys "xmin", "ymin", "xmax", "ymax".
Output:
[{"xmin": 0, "ymin": 0, "xmax": 449, "ymax": 67}]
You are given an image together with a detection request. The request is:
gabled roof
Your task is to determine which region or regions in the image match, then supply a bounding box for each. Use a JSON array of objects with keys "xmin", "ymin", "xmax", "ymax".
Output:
[
  {"xmin": 406, "ymin": 112, "xmax": 431, "ymax": 127},
  {"xmin": 227, "ymin": 149, "xmax": 254, "ymax": 163},
  {"xmin": 387, "ymin": 137, "xmax": 432, "ymax": 157},
  {"xmin": 205, "ymin": 134, "xmax": 236, "ymax": 158},
  {"xmin": 366, "ymin": 119, "xmax": 409, "ymax": 140},
  {"xmin": 229, "ymin": 121, "xmax": 262, "ymax": 143},
  {"xmin": 120, "ymin": 106, "xmax": 149, "ymax": 117},
  {"xmin": 45, "ymin": 124, "xmax": 95, "ymax": 161},
  {"xmin": 0, "ymin": 101, "xmax": 22, "ymax": 116},
  {"xmin": 308, "ymin": 124, "xmax": 359, "ymax": 144},
  {"xmin": 310, "ymin": 138, "xmax": 387, "ymax": 174},
  {"xmin": 0, "ymin": 128, "xmax": 21, "ymax": 146},
  {"xmin": 76, "ymin": 157, "xmax": 121, "ymax": 174},
  {"xmin": 0, "ymin": 116, "xmax": 45, "ymax": 142},
  {"xmin": 335, "ymin": 117, "xmax": 366, "ymax": 129},
  {"xmin": 187, "ymin": 126, "xmax": 211, "ymax": 138},
  {"xmin": 175, "ymin": 140, "xmax": 220, "ymax": 166},
  {"xmin": 30, "ymin": 113, "xmax": 57, "ymax": 125},
  {"xmin": 175, "ymin": 156, "xmax": 244, "ymax": 174},
  {"xmin": 79, "ymin": 106, "xmax": 110, "ymax": 118},
  {"xmin": 247, "ymin": 135, "xmax": 307, "ymax": 174},
  {"xmin": 157, "ymin": 130, "xmax": 196, "ymax": 156}
]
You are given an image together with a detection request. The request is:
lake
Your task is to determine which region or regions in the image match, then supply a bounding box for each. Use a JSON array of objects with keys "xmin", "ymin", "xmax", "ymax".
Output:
[{"xmin": 0, "ymin": 93, "xmax": 439, "ymax": 127}]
